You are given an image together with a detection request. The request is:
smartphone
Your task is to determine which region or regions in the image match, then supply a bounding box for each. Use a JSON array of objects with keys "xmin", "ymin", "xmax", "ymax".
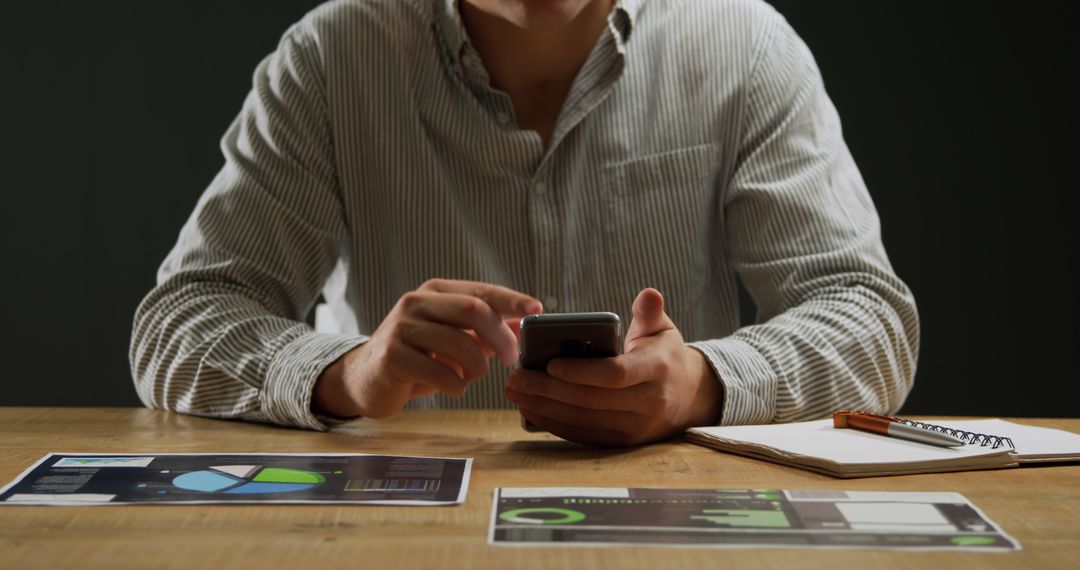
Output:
[{"xmin": 517, "ymin": 312, "xmax": 622, "ymax": 432}]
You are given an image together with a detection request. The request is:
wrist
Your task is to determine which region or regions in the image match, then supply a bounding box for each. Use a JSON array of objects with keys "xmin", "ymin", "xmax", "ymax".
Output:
[
  {"xmin": 312, "ymin": 348, "xmax": 364, "ymax": 418},
  {"xmin": 685, "ymin": 345, "xmax": 724, "ymax": 427}
]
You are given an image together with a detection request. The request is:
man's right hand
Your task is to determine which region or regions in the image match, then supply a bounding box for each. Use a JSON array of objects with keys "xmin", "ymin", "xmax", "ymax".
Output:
[{"xmin": 313, "ymin": 279, "xmax": 542, "ymax": 419}]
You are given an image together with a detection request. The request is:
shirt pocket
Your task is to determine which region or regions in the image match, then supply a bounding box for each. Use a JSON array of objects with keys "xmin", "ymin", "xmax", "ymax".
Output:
[{"xmin": 601, "ymin": 142, "xmax": 720, "ymax": 332}]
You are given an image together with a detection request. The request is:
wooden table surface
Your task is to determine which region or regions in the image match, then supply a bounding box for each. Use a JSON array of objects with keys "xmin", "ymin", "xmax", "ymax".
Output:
[{"xmin": 0, "ymin": 408, "xmax": 1077, "ymax": 569}]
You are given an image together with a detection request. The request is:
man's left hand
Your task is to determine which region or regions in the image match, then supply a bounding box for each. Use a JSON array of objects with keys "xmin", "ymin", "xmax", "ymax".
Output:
[{"xmin": 505, "ymin": 288, "xmax": 724, "ymax": 446}]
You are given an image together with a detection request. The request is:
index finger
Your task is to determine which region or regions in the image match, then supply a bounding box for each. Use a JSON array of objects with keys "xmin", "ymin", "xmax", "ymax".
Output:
[
  {"xmin": 418, "ymin": 279, "xmax": 543, "ymax": 317},
  {"xmin": 546, "ymin": 352, "xmax": 656, "ymax": 390}
]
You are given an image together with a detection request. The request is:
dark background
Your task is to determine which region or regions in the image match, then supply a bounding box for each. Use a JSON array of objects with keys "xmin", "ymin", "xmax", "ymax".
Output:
[{"xmin": 1, "ymin": 1, "xmax": 1076, "ymax": 416}]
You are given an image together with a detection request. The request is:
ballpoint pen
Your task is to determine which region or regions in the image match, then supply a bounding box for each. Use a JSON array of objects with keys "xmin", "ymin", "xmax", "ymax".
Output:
[{"xmin": 833, "ymin": 410, "xmax": 966, "ymax": 448}]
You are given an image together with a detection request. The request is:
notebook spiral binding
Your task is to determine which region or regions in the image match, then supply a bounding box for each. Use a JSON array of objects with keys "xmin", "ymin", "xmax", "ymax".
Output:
[{"xmin": 889, "ymin": 416, "xmax": 1015, "ymax": 450}]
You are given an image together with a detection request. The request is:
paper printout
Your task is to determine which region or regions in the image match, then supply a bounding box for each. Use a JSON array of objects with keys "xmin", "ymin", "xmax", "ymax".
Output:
[
  {"xmin": 489, "ymin": 488, "xmax": 1019, "ymax": 551},
  {"xmin": 0, "ymin": 453, "xmax": 471, "ymax": 506}
]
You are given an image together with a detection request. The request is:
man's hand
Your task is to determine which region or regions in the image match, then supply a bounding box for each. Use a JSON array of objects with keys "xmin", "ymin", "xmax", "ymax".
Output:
[
  {"xmin": 505, "ymin": 288, "xmax": 723, "ymax": 446},
  {"xmin": 314, "ymin": 279, "xmax": 542, "ymax": 419}
]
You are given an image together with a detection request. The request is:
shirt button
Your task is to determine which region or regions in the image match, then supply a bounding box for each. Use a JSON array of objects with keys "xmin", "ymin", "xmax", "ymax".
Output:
[
  {"xmin": 495, "ymin": 111, "xmax": 510, "ymax": 125},
  {"xmin": 534, "ymin": 182, "xmax": 547, "ymax": 195},
  {"xmin": 544, "ymin": 296, "xmax": 559, "ymax": 310}
]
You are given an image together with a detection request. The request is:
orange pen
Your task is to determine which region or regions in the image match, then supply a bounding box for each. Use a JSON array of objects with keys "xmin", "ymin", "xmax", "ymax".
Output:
[{"xmin": 833, "ymin": 410, "xmax": 965, "ymax": 447}]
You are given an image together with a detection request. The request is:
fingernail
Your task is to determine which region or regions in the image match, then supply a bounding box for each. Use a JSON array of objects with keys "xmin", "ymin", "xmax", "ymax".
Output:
[{"xmin": 547, "ymin": 360, "xmax": 562, "ymax": 377}]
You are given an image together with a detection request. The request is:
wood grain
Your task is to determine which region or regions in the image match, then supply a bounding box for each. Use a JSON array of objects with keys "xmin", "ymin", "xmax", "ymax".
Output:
[{"xmin": 1, "ymin": 408, "xmax": 1077, "ymax": 569}]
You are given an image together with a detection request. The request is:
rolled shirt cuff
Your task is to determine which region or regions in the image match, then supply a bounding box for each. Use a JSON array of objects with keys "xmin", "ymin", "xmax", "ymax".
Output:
[
  {"xmin": 688, "ymin": 336, "xmax": 778, "ymax": 425},
  {"xmin": 262, "ymin": 331, "xmax": 368, "ymax": 430}
]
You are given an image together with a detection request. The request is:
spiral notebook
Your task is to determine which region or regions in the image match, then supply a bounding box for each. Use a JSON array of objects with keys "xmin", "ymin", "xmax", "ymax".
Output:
[{"xmin": 686, "ymin": 418, "xmax": 1080, "ymax": 478}]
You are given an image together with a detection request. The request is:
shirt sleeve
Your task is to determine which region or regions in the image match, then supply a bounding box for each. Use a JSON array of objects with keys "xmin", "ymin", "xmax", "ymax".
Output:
[
  {"xmin": 688, "ymin": 12, "xmax": 920, "ymax": 425},
  {"xmin": 129, "ymin": 23, "xmax": 367, "ymax": 430}
]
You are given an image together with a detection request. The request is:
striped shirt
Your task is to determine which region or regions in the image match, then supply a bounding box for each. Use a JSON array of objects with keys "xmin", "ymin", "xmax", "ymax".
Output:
[{"xmin": 130, "ymin": 0, "xmax": 920, "ymax": 431}]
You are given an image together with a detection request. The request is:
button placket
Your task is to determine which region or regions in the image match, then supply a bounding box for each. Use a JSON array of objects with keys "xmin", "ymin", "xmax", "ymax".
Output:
[{"xmin": 529, "ymin": 176, "xmax": 561, "ymax": 315}]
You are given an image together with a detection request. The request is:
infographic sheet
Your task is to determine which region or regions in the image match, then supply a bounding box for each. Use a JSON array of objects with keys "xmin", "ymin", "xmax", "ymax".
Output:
[
  {"xmin": 0, "ymin": 453, "xmax": 471, "ymax": 506},
  {"xmin": 490, "ymin": 488, "xmax": 1019, "ymax": 551}
]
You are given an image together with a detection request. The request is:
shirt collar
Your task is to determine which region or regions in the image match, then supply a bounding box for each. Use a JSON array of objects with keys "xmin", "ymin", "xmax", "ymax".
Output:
[{"xmin": 435, "ymin": 0, "xmax": 641, "ymax": 70}]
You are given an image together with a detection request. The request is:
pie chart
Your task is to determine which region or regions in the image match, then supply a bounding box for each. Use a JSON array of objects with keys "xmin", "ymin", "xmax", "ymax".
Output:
[{"xmin": 172, "ymin": 465, "xmax": 325, "ymax": 494}]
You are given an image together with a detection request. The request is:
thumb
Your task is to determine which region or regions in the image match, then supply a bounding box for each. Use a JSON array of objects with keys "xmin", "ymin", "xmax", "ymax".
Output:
[{"xmin": 625, "ymin": 288, "xmax": 677, "ymax": 351}]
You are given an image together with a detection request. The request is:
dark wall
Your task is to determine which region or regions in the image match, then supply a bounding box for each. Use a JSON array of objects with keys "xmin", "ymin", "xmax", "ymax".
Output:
[{"xmin": 2, "ymin": 1, "xmax": 1076, "ymax": 416}]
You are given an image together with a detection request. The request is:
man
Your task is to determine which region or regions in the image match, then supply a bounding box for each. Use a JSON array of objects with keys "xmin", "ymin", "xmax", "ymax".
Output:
[{"xmin": 131, "ymin": 0, "xmax": 919, "ymax": 446}]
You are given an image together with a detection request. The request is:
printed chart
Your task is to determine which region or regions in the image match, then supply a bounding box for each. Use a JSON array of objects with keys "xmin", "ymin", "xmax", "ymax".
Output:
[
  {"xmin": 172, "ymin": 466, "xmax": 325, "ymax": 494},
  {"xmin": 0, "ymin": 453, "xmax": 471, "ymax": 506}
]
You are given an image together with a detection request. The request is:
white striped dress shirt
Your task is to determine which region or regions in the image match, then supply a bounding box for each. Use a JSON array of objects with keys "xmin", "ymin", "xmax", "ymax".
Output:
[{"xmin": 130, "ymin": 0, "xmax": 920, "ymax": 430}]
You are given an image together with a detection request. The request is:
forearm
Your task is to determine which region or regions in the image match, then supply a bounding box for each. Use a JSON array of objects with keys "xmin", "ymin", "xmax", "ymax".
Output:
[
  {"xmin": 691, "ymin": 268, "xmax": 918, "ymax": 425},
  {"xmin": 130, "ymin": 279, "xmax": 364, "ymax": 429}
]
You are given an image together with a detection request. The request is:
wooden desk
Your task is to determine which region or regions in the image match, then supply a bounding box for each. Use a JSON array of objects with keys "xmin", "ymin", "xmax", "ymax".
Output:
[{"xmin": 0, "ymin": 408, "xmax": 1076, "ymax": 569}]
